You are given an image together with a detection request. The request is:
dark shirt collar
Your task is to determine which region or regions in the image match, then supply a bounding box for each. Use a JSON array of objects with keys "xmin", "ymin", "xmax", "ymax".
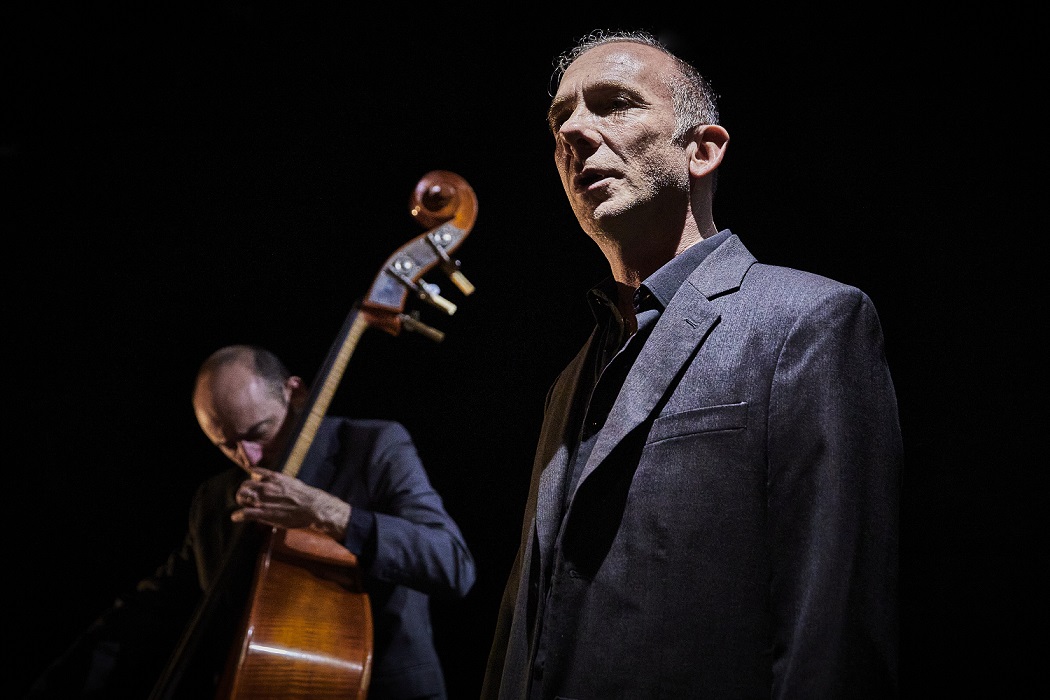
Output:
[{"xmin": 587, "ymin": 228, "xmax": 732, "ymax": 320}]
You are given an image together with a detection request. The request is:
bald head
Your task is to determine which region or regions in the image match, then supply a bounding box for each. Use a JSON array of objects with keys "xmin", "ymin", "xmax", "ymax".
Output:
[{"xmin": 192, "ymin": 345, "xmax": 302, "ymax": 472}]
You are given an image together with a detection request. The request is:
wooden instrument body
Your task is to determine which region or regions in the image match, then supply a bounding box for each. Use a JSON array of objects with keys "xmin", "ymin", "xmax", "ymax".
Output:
[{"xmin": 219, "ymin": 528, "xmax": 372, "ymax": 699}]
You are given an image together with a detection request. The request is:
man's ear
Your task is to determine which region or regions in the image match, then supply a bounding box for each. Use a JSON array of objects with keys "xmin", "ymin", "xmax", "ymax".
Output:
[
  {"xmin": 687, "ymin": 124, "xmax": 730, "ymax": 179},
  {"xmin": 286, "ymin": 375, "xmax": 308, "ymax": 410}
]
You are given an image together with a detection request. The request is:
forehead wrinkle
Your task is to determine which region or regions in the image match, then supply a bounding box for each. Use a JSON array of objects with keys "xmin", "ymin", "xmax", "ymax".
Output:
[
  {"xmin": 563, "ymin": 44, "xmax": 646, "ymax": 83},
  {"xmin": 560, "ymin": 43, "xmax": 674, "ymax": 95},
  {"xmin": 550, "ymin": 44, "xmax": 671, "ymax": 120}
]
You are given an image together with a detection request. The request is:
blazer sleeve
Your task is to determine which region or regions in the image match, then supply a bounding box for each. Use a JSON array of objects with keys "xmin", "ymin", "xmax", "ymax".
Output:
[
  {"xmin": 766, "ymin": 284, "xmax": 902, "ymax": 698},
  {"xmin": 343, "ymin": 420, "xmax": 477, "ymax": 600}
]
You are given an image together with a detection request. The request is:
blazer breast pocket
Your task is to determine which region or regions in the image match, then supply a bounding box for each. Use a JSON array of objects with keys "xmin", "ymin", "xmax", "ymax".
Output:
[{"xmin": 647, "ymin": 401, "xmax": 748, "ymax": 444}]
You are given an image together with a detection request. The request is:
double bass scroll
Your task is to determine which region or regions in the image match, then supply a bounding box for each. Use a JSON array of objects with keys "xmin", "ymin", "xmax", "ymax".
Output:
[
  {"xmin": 278, "ymin": 170, "xmax": 477, "ymax": 481},
  {"xmin": 357, "ymin": 170, "xmax": 478, "ymax": 340}
]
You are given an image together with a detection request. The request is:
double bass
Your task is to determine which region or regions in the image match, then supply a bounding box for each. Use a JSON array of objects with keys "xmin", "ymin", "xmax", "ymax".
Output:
[{"xmin": 150, "ymin": 170, "xmax": 478, "ymax": 699}]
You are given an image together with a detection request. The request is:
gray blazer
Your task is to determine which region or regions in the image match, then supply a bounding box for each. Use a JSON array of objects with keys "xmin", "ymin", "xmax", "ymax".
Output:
[{"xmin": 484, "ymin": 234, "xmax": 901, "ymax": 699}]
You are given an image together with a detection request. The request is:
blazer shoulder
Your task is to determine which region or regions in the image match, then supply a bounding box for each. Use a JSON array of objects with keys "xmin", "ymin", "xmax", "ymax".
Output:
[
  {"xmin": 718, "ymin": 234, "xmax": 869, "ymax": 301},
  {"xmin": 327, "ymin": 416, "xmax": 412, "ymax": 446},
  {"xmin": 746, "ymin": 262, "xmax": 873, "ymax": 305}
]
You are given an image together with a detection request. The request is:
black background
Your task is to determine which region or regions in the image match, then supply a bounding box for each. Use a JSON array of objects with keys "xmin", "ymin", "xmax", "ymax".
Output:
[{"xmin": 5, "ymin": 4, "xmax": 1039, "ymax": 698}]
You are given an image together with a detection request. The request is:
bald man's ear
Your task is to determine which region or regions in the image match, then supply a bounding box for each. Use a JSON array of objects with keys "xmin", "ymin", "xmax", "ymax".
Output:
[
  {"xmin": 687, "ymin": 124, "xmax": 729, "ymax": 179},
  {"xmin": 287, "ymin": 375, "xmax": 308, "ymax": 410}
]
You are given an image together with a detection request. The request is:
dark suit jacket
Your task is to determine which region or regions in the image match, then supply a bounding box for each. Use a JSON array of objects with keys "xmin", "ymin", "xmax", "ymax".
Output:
[
  {"xmin": 483, "ymin": 234, "xmax": 901, "ymax": 699},
  {"xmin": 28, "ymin": 418, "xmax": 475, "ymax": 700}
]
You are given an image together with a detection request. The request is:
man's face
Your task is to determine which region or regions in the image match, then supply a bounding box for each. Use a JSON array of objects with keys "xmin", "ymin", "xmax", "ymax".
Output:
[
  {"xmin": 193, "ymin": 362, "xmax": 293, "ymax": 472},
  {"xmin": 547, "ymin": 41, "xmax": 690, "ymax": 241}
]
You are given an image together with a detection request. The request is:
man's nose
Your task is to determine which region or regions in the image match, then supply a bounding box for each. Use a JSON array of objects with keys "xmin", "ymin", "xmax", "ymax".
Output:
[
  {"xmin": 239, "ymin": 441, "xmax": 264, "ymax": 466},
  {"xmin": 558, "ymin": 110, "xmax": 599, "ymax": 154}
]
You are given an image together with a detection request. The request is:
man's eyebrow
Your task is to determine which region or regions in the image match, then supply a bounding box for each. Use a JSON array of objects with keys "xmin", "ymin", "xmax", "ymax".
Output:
[
  {"xmin": 548, "ymin": 79, "xmax": 638, "ymax": 124},
  {"xmin": 547, "ymin": 95, "xmax": 573, "ymax": 125},
  {"xmin": 218, "ymin": 418, "xmax": 272, "ymax": 446}
]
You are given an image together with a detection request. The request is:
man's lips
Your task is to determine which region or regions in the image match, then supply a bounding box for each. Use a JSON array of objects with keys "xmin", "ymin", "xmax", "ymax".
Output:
[{"xmin": 574, "ymin": 170, "xmax": 615, "ymax": 192}]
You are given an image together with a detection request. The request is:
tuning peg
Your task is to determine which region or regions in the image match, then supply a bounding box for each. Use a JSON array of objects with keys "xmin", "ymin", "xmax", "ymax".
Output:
[
  {"xmin": 443, "ymin": 261, "xmax": 475, "ymax": 296},
  {"xmin": 387, "ymin": 267, "xmax": 458, "ymax": 315},
  {"xmin": 416, "ymin": 280, "xmax": 457, "ymax": 315},
  {"xmin": 399, "ymin": 312, "xmax": 445, "ymax": 343},
  {"xmin": 426, "ymin": 230, "xmax": 475, "ymax": 296}
]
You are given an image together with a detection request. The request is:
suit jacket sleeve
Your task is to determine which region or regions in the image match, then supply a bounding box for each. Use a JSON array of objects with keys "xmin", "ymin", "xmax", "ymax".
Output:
[
  {"xmin": 335, "ymin": 419, "xmax": 476, "ymax": 600},
  {"xmin": 767, "ymin": 284, "xmax": 901, "ymax": 697}
]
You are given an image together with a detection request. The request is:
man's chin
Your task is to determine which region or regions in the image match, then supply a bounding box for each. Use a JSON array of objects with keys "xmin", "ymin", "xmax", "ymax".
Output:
[{"xmin": 588, "ymin": 203, "xmax": 629, "ymax": 230}]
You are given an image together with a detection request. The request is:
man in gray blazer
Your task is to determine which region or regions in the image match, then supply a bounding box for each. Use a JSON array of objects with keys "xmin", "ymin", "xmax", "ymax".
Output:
[{"xmin": 482, "ymin": 30, "xmax": 901, "ymax": 699}]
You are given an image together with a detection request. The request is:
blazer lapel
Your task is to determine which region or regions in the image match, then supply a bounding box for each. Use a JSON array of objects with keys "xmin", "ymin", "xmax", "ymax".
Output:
[{"xmin": 570, "ymin": 234, "xmax": 756, "ymax": 500}]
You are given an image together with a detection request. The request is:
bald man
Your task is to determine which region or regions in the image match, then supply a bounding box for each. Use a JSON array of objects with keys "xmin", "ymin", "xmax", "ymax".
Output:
[{"xmin": 29, "ymin": 344, "xmax": 475, "ymax": 700}]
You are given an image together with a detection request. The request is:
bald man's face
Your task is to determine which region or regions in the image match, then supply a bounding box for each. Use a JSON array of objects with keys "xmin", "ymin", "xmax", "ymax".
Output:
[{"xmin": 192, "ymin": 361, "xmax": 296, "ymax": 472}]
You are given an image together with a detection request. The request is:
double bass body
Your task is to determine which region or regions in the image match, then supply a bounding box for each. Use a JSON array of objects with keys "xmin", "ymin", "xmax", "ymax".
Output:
[{"xmin": 217, "ymin": 527, "xmax": 372, "ymax": 700}]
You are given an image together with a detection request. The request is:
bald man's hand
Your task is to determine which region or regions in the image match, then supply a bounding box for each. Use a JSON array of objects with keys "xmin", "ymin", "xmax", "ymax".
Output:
[{"xmin": 232, "ymin": 467, "xmax": 351, "ymax": 541}]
